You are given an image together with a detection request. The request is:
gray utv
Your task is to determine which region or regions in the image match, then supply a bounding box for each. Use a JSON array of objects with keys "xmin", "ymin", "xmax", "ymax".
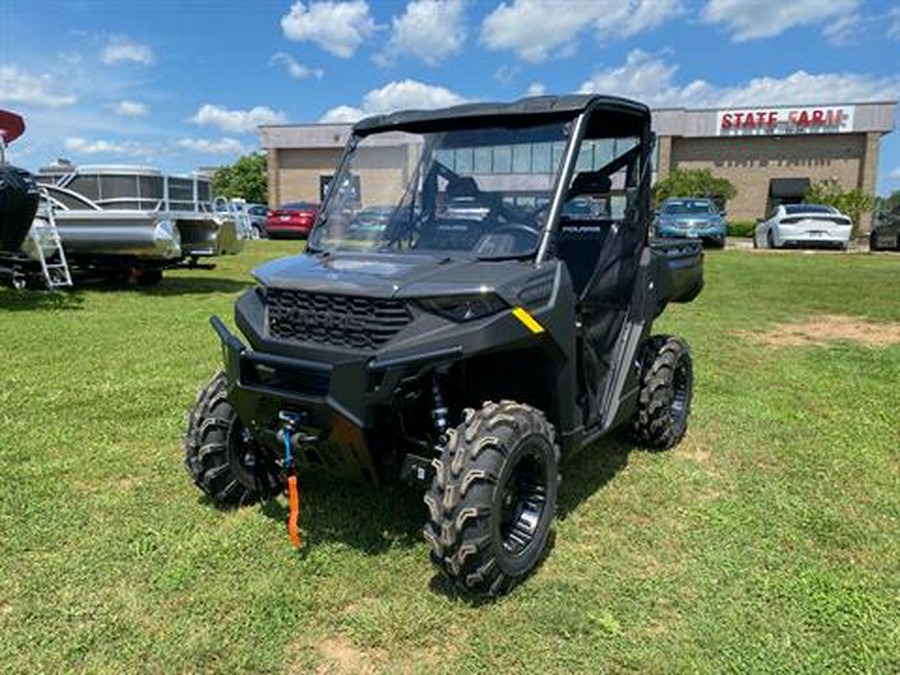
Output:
[{"xmin": 183, "ymin": 95, "xmax": 704, "ymax": 597}]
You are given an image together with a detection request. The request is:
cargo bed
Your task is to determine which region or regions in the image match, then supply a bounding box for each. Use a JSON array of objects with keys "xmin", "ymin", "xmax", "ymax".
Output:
[{"xmin": 650, "ymin": 238, "xmax": 704, "ymax": 303}]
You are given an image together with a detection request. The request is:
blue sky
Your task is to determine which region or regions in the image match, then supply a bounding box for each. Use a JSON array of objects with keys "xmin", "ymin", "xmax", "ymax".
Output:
[{"xmin": 1, "ymin": 0, "xmax": 898, "ymax": 194}]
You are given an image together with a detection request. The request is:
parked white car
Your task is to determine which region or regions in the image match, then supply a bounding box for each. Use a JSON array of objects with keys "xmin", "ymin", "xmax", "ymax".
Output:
[{"xmin": 754, "ymin": 204, "xmax": 852, "ymax": 251}]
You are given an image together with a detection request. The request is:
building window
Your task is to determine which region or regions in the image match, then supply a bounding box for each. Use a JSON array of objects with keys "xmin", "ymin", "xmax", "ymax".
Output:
[
  {"xmin": 576, "ymin": 141, "xmax": 594, "ymax": 172},
  {"xmin": 493, "ymin": 145, "xmax": 512, "ymax": 173},
  {"xmin": 552, "ymin": 142, "xmax": 566, "ymax": 169},
  {"xmin": 512, "ymin": 144, "xmax": 532, "ymax": 173},
  {"xmin": 595, "ymin": 139, "xmax": 615, "ymax": 169},
  {"xmin": 474, "ymin": 147, "xmax": 492, "ymax": 174},
  {"xmin": 532, "ymin": 142, "xmax": 552, "ymax": 174},
  {"xmin": 435, "ymin": 149, "xmax": 454, "ymax": 171},
  {"xmin": 455, "ymin": 147, "xmax": 474, "ymax": 174}
]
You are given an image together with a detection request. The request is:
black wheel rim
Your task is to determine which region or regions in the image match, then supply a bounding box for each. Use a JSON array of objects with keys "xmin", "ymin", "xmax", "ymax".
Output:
[
  {"xmin": 227, "ymin": 418, "xmax": 269, "ymax": 489},
  {"xmin": 498, "ymin": 447, "xmax": 548, "ymax": 556},
  {"xmin": 669, "ymin": 357, "xmax": 691, "ymax": 430}
]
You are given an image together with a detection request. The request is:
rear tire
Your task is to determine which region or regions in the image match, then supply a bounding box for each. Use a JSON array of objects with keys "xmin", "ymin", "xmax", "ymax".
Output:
[
  {"xmin": 183, "ymin": 372, "xmax": 282, "ymax": 507},
  {"xmin": 631, "ymin": 336, "xmax": 693, "ymax": 450},
  {"xmin": 424, "ymin": 401, "xmax": 560, "ymax": 597}
]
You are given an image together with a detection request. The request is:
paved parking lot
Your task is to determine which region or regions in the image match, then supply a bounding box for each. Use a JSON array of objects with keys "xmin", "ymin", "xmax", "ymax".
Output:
[{"xmin": 725, "ymin": 237, "xmax": 886, "ymax": 253}]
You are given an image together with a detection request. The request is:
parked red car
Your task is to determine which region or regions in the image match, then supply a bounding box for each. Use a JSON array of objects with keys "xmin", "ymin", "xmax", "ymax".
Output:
[{"xmin": 266, "ymin": 201, "xmax": 320, "ymax": 239}]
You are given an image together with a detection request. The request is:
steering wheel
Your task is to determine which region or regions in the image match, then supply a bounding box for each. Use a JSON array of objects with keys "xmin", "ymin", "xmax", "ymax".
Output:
[
  {"xmin": 491, "ymin": 222, "xmax": 541, "ymax": 239},
  {"xmin": 473, "ymin": 222, "xmax": 540, "ymax": 257}
]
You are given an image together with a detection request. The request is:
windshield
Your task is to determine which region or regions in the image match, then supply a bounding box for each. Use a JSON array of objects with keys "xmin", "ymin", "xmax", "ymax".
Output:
[
  {"xmin": 784, "ymin": 204, "xmax": 835, "ymax": 214},
  {"xmin": 662, "ymin": 199, "xmax": 717, "ymax": 215},
  {"xmin": 309, "ymin": 121, "xmax": 570, "ymax": 259}
]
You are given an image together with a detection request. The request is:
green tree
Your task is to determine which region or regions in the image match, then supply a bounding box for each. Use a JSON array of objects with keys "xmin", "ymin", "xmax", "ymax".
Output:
[
  {"xmin": 211, "ymin": 152, "xmax": 268, "ymax": 204},
  {"xmin": 652, "ymin": 168, "xmax": 737, "ymax": 209},
  {"xmin": 875, "ymin": 189, "xmax": 900, "ymax": 213},
  {"xmin": 805, "ymin": 179, "xmax": 875, "ymax": 236}
]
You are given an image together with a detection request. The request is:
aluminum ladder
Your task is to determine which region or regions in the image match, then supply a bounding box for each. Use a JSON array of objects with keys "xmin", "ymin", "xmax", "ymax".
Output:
[{"xmin": 31, "ymin": 188, "xmax": 73, "ymax": 288}]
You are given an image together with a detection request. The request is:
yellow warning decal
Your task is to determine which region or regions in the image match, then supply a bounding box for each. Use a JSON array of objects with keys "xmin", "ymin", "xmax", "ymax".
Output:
[{"xmin": 512, "ymin": 307, "xmax": 545, "ymax": 334}]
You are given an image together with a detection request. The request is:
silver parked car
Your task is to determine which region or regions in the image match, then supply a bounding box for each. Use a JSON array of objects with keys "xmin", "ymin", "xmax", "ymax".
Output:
[{"xmin": 754, "ymin": 203, "xmax": 852, "ymax": 251}]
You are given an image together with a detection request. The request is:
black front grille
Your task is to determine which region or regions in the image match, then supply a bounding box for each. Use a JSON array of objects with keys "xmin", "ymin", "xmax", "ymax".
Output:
[{"xmin": 268, "ymin": 288, "xmax": 412, "ymax": 350}]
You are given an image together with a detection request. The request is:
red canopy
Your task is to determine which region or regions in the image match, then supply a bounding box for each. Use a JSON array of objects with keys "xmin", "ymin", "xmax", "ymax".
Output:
[{"xmin": 0, "ymin": 111, "xmax": 26, "ymax": 144}]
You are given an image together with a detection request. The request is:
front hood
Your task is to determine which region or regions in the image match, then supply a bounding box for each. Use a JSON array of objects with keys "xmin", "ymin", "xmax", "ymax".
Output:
[{"xmin": 253, "ymin": 251, "xmax": 534, "ymax": 298}]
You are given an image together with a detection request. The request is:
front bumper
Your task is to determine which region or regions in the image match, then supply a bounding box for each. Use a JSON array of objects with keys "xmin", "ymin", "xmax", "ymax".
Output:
[
  {"xmin": 211, "ymin": 315, "xmax": 464, "ymax": 481},
  {"xmin": 657, "ymin": 225, "xmax": 725, "ymax": 241},
  {"xmin": 266, "ymin": 222, "xmax": 313, "ymax": 238}
]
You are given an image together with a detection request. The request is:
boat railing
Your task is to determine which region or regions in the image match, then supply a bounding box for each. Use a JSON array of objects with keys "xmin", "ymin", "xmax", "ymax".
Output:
[
  {"xmin": 42, "ymin": 184, "xmax": 102, "ymax": 211},
  {"xmin": 38, "ymin": 173, "xmax": 217, "ymax": 214}
]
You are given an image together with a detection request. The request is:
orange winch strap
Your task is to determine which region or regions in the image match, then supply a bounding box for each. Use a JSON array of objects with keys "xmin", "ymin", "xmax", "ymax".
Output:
[{"xmin": 287, "ymin": 473, "xmax": 301, "ymax": 549}]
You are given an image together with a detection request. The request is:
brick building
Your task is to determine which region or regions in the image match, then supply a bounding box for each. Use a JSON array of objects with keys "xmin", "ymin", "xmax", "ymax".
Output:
[{"xmin": 259, "ymin": 100, "xmax": 895, "ymax": 230}]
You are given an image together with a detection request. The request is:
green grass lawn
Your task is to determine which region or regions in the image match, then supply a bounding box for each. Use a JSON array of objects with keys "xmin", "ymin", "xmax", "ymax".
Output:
[{"xmin": 1, "ymin": 244, "xmax": 898, "ymax": 673}]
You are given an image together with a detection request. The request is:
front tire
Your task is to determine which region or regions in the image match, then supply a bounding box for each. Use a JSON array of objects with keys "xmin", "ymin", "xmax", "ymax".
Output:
[
  {"xmin": 183, "ymin": 372, "xmax": 282, "ymax": 507},
  {"xmin": 632, "ymin": 336, "xmax": 693, "ymax": 450},
  {"xmin": 424, "ymin": 401, "xmax": 560, "ymax": 597},
  {"xmin": 767, "ymin": 229, "xmax": 776, "ymax": 249}
]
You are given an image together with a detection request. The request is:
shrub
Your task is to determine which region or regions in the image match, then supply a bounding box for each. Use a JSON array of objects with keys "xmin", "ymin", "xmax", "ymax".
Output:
[
  {"xmin": 805, "ymin": 179, "xmax": 875, "ymax": 236},
  {"xmin": 727, "ymin": 220, "xmax": 757, "ymax": 238},
  {"xmin": 653, "ymin": 169, "xmax": 737, "ymax": 209}
]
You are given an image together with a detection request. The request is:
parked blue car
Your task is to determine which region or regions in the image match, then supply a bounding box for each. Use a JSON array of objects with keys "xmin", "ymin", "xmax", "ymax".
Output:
[{"xmin": 655, "ymin": 198, "xmax": 727, "ymax": 248}]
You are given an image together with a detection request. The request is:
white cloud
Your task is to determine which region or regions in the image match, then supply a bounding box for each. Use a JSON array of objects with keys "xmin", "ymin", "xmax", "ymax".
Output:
[
  {"xmin": 494, "ymin": 64, "xmax": 520, "ymax": 86},
  {"xmin": 114, "ymin": 100, "xmax": 148, "ymax": 116},
  {"xmin": 363, "ymin": 79, "xmax": 465, "ymax": 112},
  {"xmin": 191, "ymin": 104, "xmax": 287, "ymax": 133},
  {"xmin": 320, "ymin": 79, "xmax": 466, "ymax": 122},
  {"xmin": 269, "ymin": 52, "xmax": 324, "ymax": 80},
  {"xmin": 0, "ymin": 65, "xmax": 77, "ymax": 108},
  {"xmin": 890, "ymin": 166, "xmax": 900, "ymax": 181},
  {"xmin": 578, "ymin": 49, "xmax": 900, "ymax": 108},
  {"xmin": 888, "ymin": 7, "xmax": 900, "ymax": 39},
  {"xmin": 702, "ymin": 0, "xmax": 859, "ymax": 41},
  {"xmin": 319, "ymin": 105, "xmax": 366, "ymax": 123},
  {"xmin": 176, "ymin": 137, "xmax": 246, "ymax": 154},
  {"xmin": 378, "ymin": 0, "xmax": 466, "ymax": 65},
  {"xmin": 101, "ymin": 35, "xmax": 154, "ymax": 65},
  {"xmin": 480, "ymin": 0, "xmax": 682, "ymax": 62},
  {"xmin": 281, "ymin": 1, "xmax": 377, "ymax": 58},
  {"xmin": 64, "ymin": 137, "xmax": 145, "ymax": 155},
  {"xmin": 525, "ymin": 82, "xmax": 546, "ymax": 96},
  {"xmin": 822, "ymin": 13, "xmax": 869, "ymax": 46}
]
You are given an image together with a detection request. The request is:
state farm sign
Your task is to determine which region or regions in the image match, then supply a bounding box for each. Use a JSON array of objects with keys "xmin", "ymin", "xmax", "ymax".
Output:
[{"xmin": 716, "ymin": 106, "xmax": 855, "ymax": 136}]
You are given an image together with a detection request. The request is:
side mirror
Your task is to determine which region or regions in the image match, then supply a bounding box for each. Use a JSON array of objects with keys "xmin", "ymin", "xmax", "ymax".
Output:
[{"xmin": 756, "ymin": 217, "xmax": 764, "ymax": 224}]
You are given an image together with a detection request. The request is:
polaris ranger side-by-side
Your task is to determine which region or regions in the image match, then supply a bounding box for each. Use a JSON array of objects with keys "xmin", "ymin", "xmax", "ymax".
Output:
[{"xmin": 183, "ymin": 95, "xmax": 704, "ymax": 596}]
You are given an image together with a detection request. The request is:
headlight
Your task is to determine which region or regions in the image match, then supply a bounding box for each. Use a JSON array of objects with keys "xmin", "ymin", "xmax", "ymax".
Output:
[{"xmin": 417, "ymin": 293, "xmax": 507, "ymax": 322}]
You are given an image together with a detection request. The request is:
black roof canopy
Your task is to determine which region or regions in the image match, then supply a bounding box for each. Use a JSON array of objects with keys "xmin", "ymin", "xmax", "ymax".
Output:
[{"xmin": 351, "ymin": 94, "xmax": 650, "ymax": 137}]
